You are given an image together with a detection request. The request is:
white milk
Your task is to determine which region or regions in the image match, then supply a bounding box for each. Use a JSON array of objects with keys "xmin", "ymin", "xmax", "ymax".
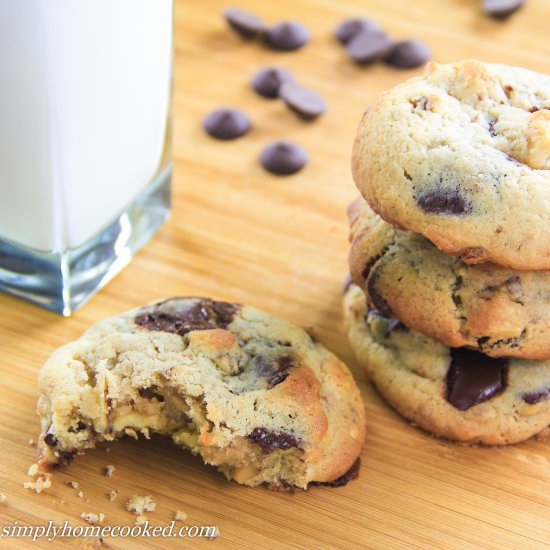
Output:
[{"xmin": 0, "ymin": 0, "xmax": 172, "ymax": 251}]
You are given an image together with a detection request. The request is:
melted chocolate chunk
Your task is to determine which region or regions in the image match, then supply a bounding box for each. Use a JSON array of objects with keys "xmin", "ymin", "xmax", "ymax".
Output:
[
  {"xmin": 135, "ymin": 298, "xmax": 239, "ymax": 336},
  {"xmin": 44, "ymin": 434, "xmax": 57, "ymax": 447},
  {"xmin": 446, "ymin": 349, "xmax": 508, "ymax": 411},
  {"xmin": 138, "ymin": 386, "xmax": 165, "ymax": 402},
  {"xmin": 253, "ymin": 354, "xmax": 294, "ymax": 388},
  {"xmin": 366, "ymin": 271, "xmax": 393, "ymax": 317},
  {"xmin": 522, "ymin": 388, "xmax": 550, "ymax": 405},
  {"xmin": 248, "ymin": 427, "xmax": 301, "ymax": 453},
  {"xmin": 312, "ymin": 458, "xmax": 361, "ymax": 487},
  {"xmin": 416, "ymin": 190, "xmax": 472, "ymax": 215}
]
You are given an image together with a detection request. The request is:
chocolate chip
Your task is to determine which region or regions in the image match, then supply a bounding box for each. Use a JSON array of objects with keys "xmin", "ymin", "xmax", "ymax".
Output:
[
  {"xmin": 452, "ymin": 276, "xmax": 464, "ymax": 307},
  {"xmin": 335, "ymin": 18, "xmax": 379, "ymax": 44},
  {"xmin": 264, "ymin": 21, "xmax": 310, "ymax": 51},
  {"xmin": 416, "ymin": 190, "xmax": 472, "ymax": 215},
  {"xmin": 260, "ymin": 141, "xmax": 308, "ymax": 175},
  {"xmin": 346, "ymin": 30, "xmax": 393, "ymax": 64},
  {"xmin": 279, "ymin": 81, "xmax": 326, "ymax": 120},
  {"xmin": 223, "ymin": 7, "xmax": 266, "ymax": 39},
  {"xmin": 138, "ymin": 386, "xmax": 165, "ymax": 402},
  {"xmin": 248, "ymin": 427, "xmax": 301, "ymax": 453},
  {"xmin": 44, "ymin": 434, "xmax": 57, "ymax": 447},
  {"xmin": 488, "ymin": 118, "xmax": 498, "ymax": 136},
  {"xmin": 203, "ymin": 108, "xmax": 250, "ymax": 140},
  {"xmin": 135, "ymin": 298, "xmax": 239, "ymax": 336},
  {"xmin": 446, "ymin": 349, "xmax": 508, "ymax": 411},
  {"xmin": 366, "ymin": 271, "xmax": 393, "ymax": 318},
  {"xmin": 251, "ymin": 66, "xmax": 294, "ymax": 99},
  {"xmin": 252, "ymin": 354, "xmax": 294, "ymax": 388},
  {"xmin": 68, "ymin": 421, "xmax": 87, "ymax": 433},
  {"xmin": 522, "ymin": 388, "xmax": 550, "ymax": 405},
  {"xmin": 384, "ymin": 39, "xmax": 431, "ymax": 68},
  {"xmin": 483, "ymin": 0, "xmax": 525, "ymax": 20},
  {"xmin": 312, "ymin": 458, "xmax": 361, "ymax": 487},
  {"xmin": 53, "ymin": 450, "xmax": 76, "ymax": 469}
]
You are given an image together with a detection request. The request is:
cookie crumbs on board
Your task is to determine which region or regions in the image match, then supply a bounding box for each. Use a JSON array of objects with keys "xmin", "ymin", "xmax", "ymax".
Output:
[
  {"xmin": 23, "ymin": 474, "xmax": 51, "ymax": 493},
  {"xmin": 108, "ymin": 490, "xmax": 119, "ymax": 502},
  {"xmin": 174, "ymin": 510, "xmax": 187, "ymax": 521},
  {"xmin": 81, "ymin": 512, "xmax": 105, "ymax": 525},
  {"xmin": 125, "ymin": 495, "xmax": 156, "ymax": 515},
  {"xmin": 103, "ymin": 465, "xmax": 115, "ymax": 477}
]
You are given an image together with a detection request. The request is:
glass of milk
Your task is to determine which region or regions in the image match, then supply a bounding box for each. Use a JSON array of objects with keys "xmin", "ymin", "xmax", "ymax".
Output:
[{"xmin": 0, "ymin": 0, "xmax": 173, "ymax": 315}]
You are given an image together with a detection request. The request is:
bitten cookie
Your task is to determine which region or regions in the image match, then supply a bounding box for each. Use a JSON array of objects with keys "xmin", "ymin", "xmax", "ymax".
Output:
[
  {"xmin": 352, "ymin": 60, "xmax": 550, "ymax": 270},
  {"xmin": 343, "ymin": 284, "xmax": 550, "ymax": 445},
  {"xmin": 36, "ymin": 297, "xmax": 366, "ymax": 489},
  {"xmin": 348, "ymin": 198, "xmax": 550, "ymax": 359}
]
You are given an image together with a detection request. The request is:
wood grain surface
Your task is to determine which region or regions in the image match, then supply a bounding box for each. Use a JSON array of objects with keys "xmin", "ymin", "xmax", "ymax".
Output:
[{"xmin": 1, "ymin": 0, "xmax": 549, "ymax": 548}]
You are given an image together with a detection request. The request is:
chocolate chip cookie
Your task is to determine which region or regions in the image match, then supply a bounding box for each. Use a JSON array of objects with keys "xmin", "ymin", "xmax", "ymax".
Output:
[
  {"xmin": 343, "ymin": 284, "xmax": 550, "ymax": 445},
  {"xmin": 36, "ymin": 297, "xmax": 366, "ymax": 489},
  {"xmin": 348, "ymin": 198, "xmax": 550, "ymax": 359},
  {"xmin": 352, "ymin": 60, "xmax": 550, "ymax": 270}
]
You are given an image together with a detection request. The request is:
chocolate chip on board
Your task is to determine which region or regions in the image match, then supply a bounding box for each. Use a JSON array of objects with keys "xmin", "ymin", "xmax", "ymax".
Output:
[
  {"xmin": 279, "ymin": 81, "xmax": 326, "ymax": 120},
  {"xmin": 203, "ymin": 108, "xmax": 251, "ymax": 140},
  {"xmin": 446, "ymin": 349, "xmax": 508, "ymax": 411},
  {"xmin": 224, "ymin": 7, "xmax": 266, "ymax": 38},
  {"xmin": 259, "ymin": 141, "xmax": 308, "ymax": 175},
  {"xmin": 346, "ymin": 29, "xmax": 394, "ymax": 64},
  {"xmin": 384, "ymin": 39, "xmax": 431, "ymax": 68},
  {"xmin": 334, "ymin": 18, "xmax": 380, "ymax": 44},
  {"xmin": 264, "ymin": 21, "xmax": 310, "ymax": 51},
  {"xmin": 483, "ymin": 0, "xmax": 525, "ymax": 20},
  {"xmin": 251, "ymin": 66, "xmax": 294, "ymax": 99}
]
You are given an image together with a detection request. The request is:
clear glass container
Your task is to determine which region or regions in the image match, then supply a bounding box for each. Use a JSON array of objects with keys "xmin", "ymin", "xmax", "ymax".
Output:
[{"xmin": 0, "ymin": 0, "xmax": 174, "ymax": 315}]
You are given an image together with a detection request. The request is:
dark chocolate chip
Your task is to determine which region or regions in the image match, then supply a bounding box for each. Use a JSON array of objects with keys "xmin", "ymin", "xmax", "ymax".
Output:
[
  {"xmin": 260, "ymin": 141, "xmax": 308, "ymax": 175},
  {"xmin": 279, "ymin": 81, "xmax": 326, "ymax": 120},
  {"xmin": 248, "ymin": 427, "xmax": 301, "ymax": 453},
  {"xmin": 446, "ymin": 349, "xmax": 508, "ymax": 411},
  {"xmin": 488, "ymin": 118, "xmax": 498, "ymax": 136},
  {"xmin": 416, "ymin": 190, "xmax": 472, "ymax": 215},
  {"xmin": 483, "ymin": 0, "xmax": 525, "ymax": 20},
  {"xmin": 138, "ymin": 386, "xmax": 165, "ymax": 402},
  {"xmin": 335, "ymin": 18, "xmax": 379, "ymax": 44},
  {"xmin": 522, "ymin": 388, "xmax": 550, "ymax": 405},
  {"xmin": 44, "ymin": 433, "xmax": 58, "ymax": 447},
  {"xmin": 452, "ymin": 276, "xmax": 463, "ymax": 307},
  {"xmin": 223, "ymin": 7, "xmax": 266, "ymax": 38},
  {"xmin": 135, "ymin": 298, "xmax": 239, "ymax": 336},
  {"xmin": 253, "ymin": 354, "xmax": 294, "ymax": 388},
  {"xmin": 68, "ymin": 421, "xmax": 87, "ymax": 433},
  {"xmin": 312, "ymin": 458, "xmax": 361, "ymax": 487},
  {"xmin": 251, "ymin": 66, "xmax": 294, "ymax": 99},
  {"xmin": 366, "ymin": 271, "xmax": 393, "ymax": 318},
  {"xmin": 203, "ymin": 108, "xmax": 250, "ymax": 140},
  {"xmin": 264, "ymin": 21, "xmax": 310, "ymax": 51},
  {"xmin": 384, "ymin": 39, "xmax": 431, "ymax": 68},
  {"xmin": 53, "ymin": 450, "xmax": 76, "ymax": 469},
  {"xmin": 346, "ymin": 29, "xmax": 393, "ymax": 64}
]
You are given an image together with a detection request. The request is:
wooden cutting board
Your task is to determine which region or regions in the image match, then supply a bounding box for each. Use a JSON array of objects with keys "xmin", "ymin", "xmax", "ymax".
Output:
[{"xmin": 1, "ymin": 0, "xmax": 549, "ymax": 548}]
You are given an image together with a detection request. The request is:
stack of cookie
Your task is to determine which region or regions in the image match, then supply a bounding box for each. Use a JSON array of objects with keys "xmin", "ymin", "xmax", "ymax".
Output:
[{"xmin": 343, "ymin": 60, "xmax": 550, "ymax": 445}]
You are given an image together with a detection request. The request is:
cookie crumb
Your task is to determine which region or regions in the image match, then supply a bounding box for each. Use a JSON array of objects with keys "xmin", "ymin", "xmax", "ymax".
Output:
[
  {"xmin": 174, "ymin": 510, "xmax": 187, "ymax": 522},
  {"xmin": 77, "ymin": 491, "xmax": 84, "ymax": 499},
  {"xmin": 0, "ymin": 494, "xmax": 6, "ymax": 503},
  {"xmin": 104, "ymin": 448, "xmax": 111, "ymax": 454},
  {"xmin": 28, "ymin": 438, "xmax": 35, "ymax": 446},
  {"xmin": 80, "ymin": 512, "xmax": 105, "ymax": 525},
  {"xmin": 135, "ymin": 515, "xmax": 148, "ymax": 525},
  {"xmin": 126, "ymin": 495, "xmax": 156, "ymax": 515},
  {"xmin": 108, "ymin": 490, "xmax": 119, "ymax": 502},
  {"xmin": 68, "ymin": 481, "xmax": 79, "ymax": 490},
  {"xmin": 103, "ymin": 465, "xmax": 115, "ymax": 477},
  {"xmin": 27, "ymin": 463, "xmax": 39, "ymax": 476},
  {"xmin": 23, "ymin": 474, "xmax": 51, "ymax": 493}
]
